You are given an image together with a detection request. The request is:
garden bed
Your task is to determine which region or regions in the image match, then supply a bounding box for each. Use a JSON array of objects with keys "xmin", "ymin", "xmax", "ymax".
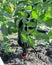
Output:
[{"xmin": 0, "ymin": 33, "xmax": 52, "ymax": 65}]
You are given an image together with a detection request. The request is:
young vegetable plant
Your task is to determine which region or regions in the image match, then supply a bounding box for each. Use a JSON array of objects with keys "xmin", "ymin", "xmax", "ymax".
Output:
[
  {"xmin": 0, "ymin": 0, "xmax": 52, "ymax": 60},
  {"xmin": 14, "ymin": 0, "xmax": 52, "ymax": 60}
]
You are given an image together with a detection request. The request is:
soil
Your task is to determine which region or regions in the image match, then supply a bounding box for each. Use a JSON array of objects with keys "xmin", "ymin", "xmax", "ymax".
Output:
[{"xmin": 0, "ymin": 33, "xmax": 52, "ymax": 65}]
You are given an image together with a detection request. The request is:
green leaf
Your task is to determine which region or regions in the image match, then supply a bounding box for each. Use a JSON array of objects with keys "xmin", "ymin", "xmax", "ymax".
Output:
[
  {"xmin": 21, "ymin": 33, "xmax": 28, "ymax": 42},
  {"xmin": 48, "ymin": 32, "xmax": 52, "ymax": 39},
  {"xmin": 28, "ymin": 37, "xmax": 35, "ymax": 48},
  {"xmin": 31, "ymin": 11, "xmax": 38, "ymax": 19},
  {"xmin": 44, "ymin": 18, "xmax": 52, "ymax": 27},
  {"xmin": 25, "ymin": 5, "xmax": 32, "ymax": 10}
]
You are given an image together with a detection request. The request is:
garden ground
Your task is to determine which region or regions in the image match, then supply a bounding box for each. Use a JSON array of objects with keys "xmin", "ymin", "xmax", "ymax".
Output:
[{"xmin": 0, "ymin": 32, "xmax": 52, "ymax": 65}]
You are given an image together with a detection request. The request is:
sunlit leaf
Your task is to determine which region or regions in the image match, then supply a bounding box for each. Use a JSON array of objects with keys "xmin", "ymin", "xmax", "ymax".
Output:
[
  {"xmin": 31, "ymin": 11, "xmax": 38, "ymax": 19},
  {"xmin": 21, "ymin": 33, "xmax": 28, "ymax": 42},
  {"xmin": 28, "ymin": 37, "xmax": 35, "ymax": 48}
]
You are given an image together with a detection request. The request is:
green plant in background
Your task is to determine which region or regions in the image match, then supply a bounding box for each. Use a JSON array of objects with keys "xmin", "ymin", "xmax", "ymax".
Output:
[
  {"xmin": 0, "ymin": 0, "xmax": 17, "ymax": 54},
  {"xmin": 0, "ymin": 36, "xmax": 12, "ymax": 54}
]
